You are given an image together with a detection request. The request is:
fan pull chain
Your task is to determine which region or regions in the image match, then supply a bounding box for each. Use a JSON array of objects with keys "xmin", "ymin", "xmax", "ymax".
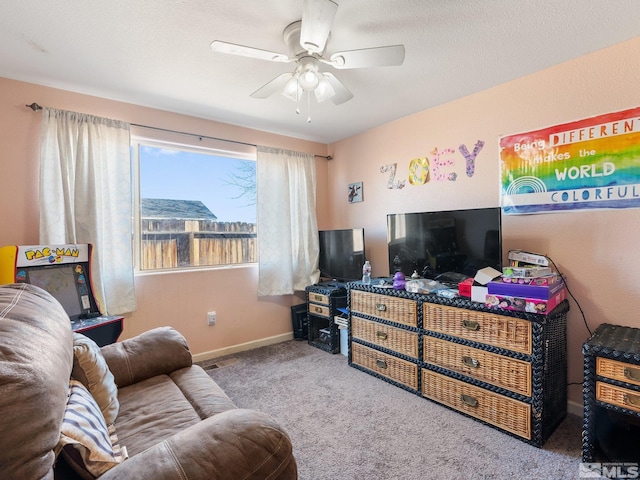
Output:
[
  {"xmin": 307, "ymin": 91, "xmax": 311, "ymax": 123},
  {"xmin": 295, "ymin": 78, "xmax": 301, "ymax": 115}
]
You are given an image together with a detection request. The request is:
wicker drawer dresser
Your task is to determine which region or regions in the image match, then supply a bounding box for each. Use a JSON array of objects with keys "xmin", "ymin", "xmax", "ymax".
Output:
[
  {"xmin": 582, "ymin": 323, "xmax": 640, "ymax": 463},
  {"xmin": 347, "ymin": 283, "xmax": 568, "ymax": 447}
]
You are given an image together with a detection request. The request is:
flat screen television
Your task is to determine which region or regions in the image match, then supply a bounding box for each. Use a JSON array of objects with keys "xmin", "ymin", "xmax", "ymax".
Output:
[
  {"xmin": 387, "ymin": 207, "xmax": 502, "ymax": 279},
  {"xmin": 318, "ymin": 228, "xmax": 366, "ymax": 283}
]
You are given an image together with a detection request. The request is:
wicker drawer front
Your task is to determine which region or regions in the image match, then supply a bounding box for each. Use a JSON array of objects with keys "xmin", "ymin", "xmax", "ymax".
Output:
[
  {"xmin": 596, "ymin": 381, "xmax": 640, "ymax": 413},
  {"xmin": 308, "ymin": 292, "xmax": 330, "ymax": 305},
  {"xmin": 596, "ymin": 358, "xmax": 640, "ymax": 387},
  {"xmin": 423, "ymin": 336, "xmax": 531, "ymax": 396},
  {"xmin": 352, "ymin": 342, "xmax": 418, "ymax": 390},
  {"xmin": 423, "ymin": 369, "xmax": 531, "ymax": 439},
  {"xmin": 351, "ymin": 290, "xmax": 417, "ymax": 327},
  {"xmin": 352, "ymin": 317, "xmax": 419, "ymax": 359},
  {"xmin": 423, "ymin": 303, "xmax": 531, "ymax": 354},
  {"xmin": 309, "ymin": 304, "xmax": 330, "ymax": 318}
]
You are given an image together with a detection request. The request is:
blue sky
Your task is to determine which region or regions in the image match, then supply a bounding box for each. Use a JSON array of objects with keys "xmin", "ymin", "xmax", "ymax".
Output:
[{"xmin": 139, "ymin": 146, "xmax": 256, "ymax": 223}]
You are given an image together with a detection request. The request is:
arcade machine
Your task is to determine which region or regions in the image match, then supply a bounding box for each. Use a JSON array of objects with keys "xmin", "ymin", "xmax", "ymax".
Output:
[{"xmin": 0, "ymin": 243, "xmax": 123, "ymax": 346}]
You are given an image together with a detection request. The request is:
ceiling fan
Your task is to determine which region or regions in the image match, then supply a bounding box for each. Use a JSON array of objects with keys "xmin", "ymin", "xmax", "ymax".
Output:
[{"xmin": 210, "ymin": 0, "xmax": 405, "ymax": 116}]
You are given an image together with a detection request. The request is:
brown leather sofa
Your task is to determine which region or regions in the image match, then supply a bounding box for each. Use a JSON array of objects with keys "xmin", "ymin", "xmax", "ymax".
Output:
[{"xmin": 0, "ymin": 283, "xmax": 297, "ymax": 479}]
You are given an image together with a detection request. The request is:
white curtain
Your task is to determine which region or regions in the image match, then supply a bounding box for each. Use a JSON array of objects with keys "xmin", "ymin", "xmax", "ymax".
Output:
[
  {"xmin": 256, "ymin": 146, "xmax": 320, "ymax": 296},
  {"xmin": 39, "ymin": 107, "xmax": 137, "ymax": 314}
]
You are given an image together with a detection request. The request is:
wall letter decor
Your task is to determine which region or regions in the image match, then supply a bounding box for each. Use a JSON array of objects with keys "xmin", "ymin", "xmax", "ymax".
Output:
[
  {"xmin": 458, "ymin": 140, "xmax": 485, "ymax": 177},
  {"xmin": 380, "ymin": 163, "xmax": 406, "ymax": 189},
  {"xmin": 430, "ymin": 148, "xmax": 457, "ymax": 182},
  {"xmin": 408, "ymin": 157, "xmax": 430, "ymax": 185}
]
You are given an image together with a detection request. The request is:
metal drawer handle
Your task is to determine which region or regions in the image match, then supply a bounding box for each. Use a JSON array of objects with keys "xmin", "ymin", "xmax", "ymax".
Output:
[
  {"xmin": 376, "ymin": 331, "xmax": 388, "ymax": 340},
  {"xmin": 462, "ymin": 356, "xmax": 480, "ymax": 368},
  {"xmin": 376, "ymin": 303, "xmax": 387, "ymax": 312},
  {"xmin": 313, "ymin": 306, "xmax": 323, "ymax": 313},
  {"xmin": 624, "ymin": 367, "xmax": 640, "ymax": 382},
  {"xmin": 461, "ymin": 393, "xmax": 478, "ymax": 407},
  {"xmin": 376, "ymin": 359, "xmax": 388, "ymax": 369},
  {"xmin": 312, "ymin": 294, "xmax": 323, "ymax": 302},
  {"xmin": 462, "ymin": 319, "xmax": 479, "ymax": 331},
  {"xmin": 623, "ymin": 393, "xmax": 640, "ymax": 409}
]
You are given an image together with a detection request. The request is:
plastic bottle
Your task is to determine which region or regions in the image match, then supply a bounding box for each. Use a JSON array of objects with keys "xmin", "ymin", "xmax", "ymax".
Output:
[{"xmin": 362, "ymin": 260, "xmax": 372, "ymax": 284}]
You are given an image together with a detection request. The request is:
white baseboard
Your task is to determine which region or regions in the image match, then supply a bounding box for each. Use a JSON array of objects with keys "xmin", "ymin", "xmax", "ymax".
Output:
[{"xmin": 192, "ymin": 332, "xmax": 293, "ymax": 363}]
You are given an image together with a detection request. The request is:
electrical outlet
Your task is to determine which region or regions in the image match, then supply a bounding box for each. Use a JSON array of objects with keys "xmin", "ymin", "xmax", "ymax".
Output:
[{"xmin": 207, "ymin": 311, "xmax": 217, "ymax": 326}]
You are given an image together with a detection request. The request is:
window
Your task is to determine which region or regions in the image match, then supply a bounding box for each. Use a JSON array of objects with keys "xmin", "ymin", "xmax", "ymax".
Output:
[{"xmin": 131, "ymin": 133, "xmax": 257, "ymax": 271}]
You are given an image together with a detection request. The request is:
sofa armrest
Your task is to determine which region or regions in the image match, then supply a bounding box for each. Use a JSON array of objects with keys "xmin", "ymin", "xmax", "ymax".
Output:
[
  {"xmin": 99, "ymin": 409, "xmax": 297, "ymax": 480},
  {"xmin": 100, "ymin": 327, "xmax": 192, "ymax": 388}
]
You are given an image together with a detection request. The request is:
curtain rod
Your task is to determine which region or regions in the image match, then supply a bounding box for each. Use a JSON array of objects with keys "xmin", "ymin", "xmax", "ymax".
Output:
[{"xmin": 25, "ymin": 102, "xmax": 333, "ymax": 160}]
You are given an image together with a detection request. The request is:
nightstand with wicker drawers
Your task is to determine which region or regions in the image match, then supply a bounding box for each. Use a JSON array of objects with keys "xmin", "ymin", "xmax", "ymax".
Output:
[
  {"xmin": 306, "ymin": 284, "xmax": 347, "ymax": 353},
  {"xmin": 347, "ymin": 283, "xmax": 568, "ymax": 447},
  {"xmin": 582, "ymin": 323, "xmax": 640, "ymax": 463}
]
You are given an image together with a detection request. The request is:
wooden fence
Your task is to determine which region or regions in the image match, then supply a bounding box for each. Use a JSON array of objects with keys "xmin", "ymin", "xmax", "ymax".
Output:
[{"xmin": 140, "ymin": 221, "xmax": 257, "ymax": 270}]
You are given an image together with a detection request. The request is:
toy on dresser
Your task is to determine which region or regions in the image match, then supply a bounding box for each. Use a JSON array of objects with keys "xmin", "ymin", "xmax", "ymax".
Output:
[{"xmin": 485, "ymin": 250, "xmax": 567, "ymax": 314}]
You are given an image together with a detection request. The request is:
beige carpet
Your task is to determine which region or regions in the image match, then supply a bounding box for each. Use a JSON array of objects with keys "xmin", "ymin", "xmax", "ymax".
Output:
[{"xmin": 202, "ymin": 340, "xmax": 582, "ymax": 480}]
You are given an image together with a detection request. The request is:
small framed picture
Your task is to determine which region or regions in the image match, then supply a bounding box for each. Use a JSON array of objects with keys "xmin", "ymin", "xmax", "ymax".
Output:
[{"xmin": 348, "ymin": 182, "xmax": 363, "ymax": 203}]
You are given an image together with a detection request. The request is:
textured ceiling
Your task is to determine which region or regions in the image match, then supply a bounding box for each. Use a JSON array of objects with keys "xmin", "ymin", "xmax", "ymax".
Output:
[{"xmin": 2, "ymin": 1, "xmax": 640, "ymax": 143}]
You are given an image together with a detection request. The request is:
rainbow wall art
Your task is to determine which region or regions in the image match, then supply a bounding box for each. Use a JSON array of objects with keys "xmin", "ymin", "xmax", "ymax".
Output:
[{"xmin": 499, "ymin": 106, "xmax": 640, "ymax": 214}]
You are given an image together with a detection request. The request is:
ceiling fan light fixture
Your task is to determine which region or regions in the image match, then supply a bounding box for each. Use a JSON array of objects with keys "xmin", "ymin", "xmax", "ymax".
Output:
[
  {"xmin": 282, "ymin": 75, "xmax": 302, "ymax": 101},
  {"xmin": 314, "ymin": 74, "xmax": 335, "ymax": 102},
  {"xmin": 297, "ymin": 58, "xmax": 321, "ymax": 91},
  {"xmin": 299, "ymin": 69, "xmax": 319, "ymax": 91},
  {"xmin": 211, "ymin": 0, "xmax": 403, "ymax": 115}
]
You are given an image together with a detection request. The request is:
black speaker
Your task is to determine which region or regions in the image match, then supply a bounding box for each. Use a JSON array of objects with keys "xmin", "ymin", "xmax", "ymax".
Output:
[{"xmin": 290, "ymin": 304, "xmax": 308, "ymax": 340}]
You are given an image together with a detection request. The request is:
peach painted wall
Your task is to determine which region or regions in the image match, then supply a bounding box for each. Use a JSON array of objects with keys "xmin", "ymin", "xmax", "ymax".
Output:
[
  {"xmin": 327, "ymin": 36, "xmax": 640, "ymax": 409},
  {"xmin": 0, "ymin": 76, "xmax": 329, "ymax": 357}
]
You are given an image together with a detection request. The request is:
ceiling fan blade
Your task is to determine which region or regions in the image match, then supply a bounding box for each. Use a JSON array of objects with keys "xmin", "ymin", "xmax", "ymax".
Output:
[
  {"xmin": 211, "ymin": 40, "xmax": 292, "ymax": 63},
  {"xmin": 250, "ymin": 73, "xmax": 294, "ymax": 99},
  {"xmin": 323, "ymin": 72, "xmax": 353, "ymax": 105},
  {"xmin": 328, "ymin": 45, "xmax": 405, "ymax": 69},
  {"xmin": 300, "ymin": 0, "xmax": 338, "ymax": 54}
]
